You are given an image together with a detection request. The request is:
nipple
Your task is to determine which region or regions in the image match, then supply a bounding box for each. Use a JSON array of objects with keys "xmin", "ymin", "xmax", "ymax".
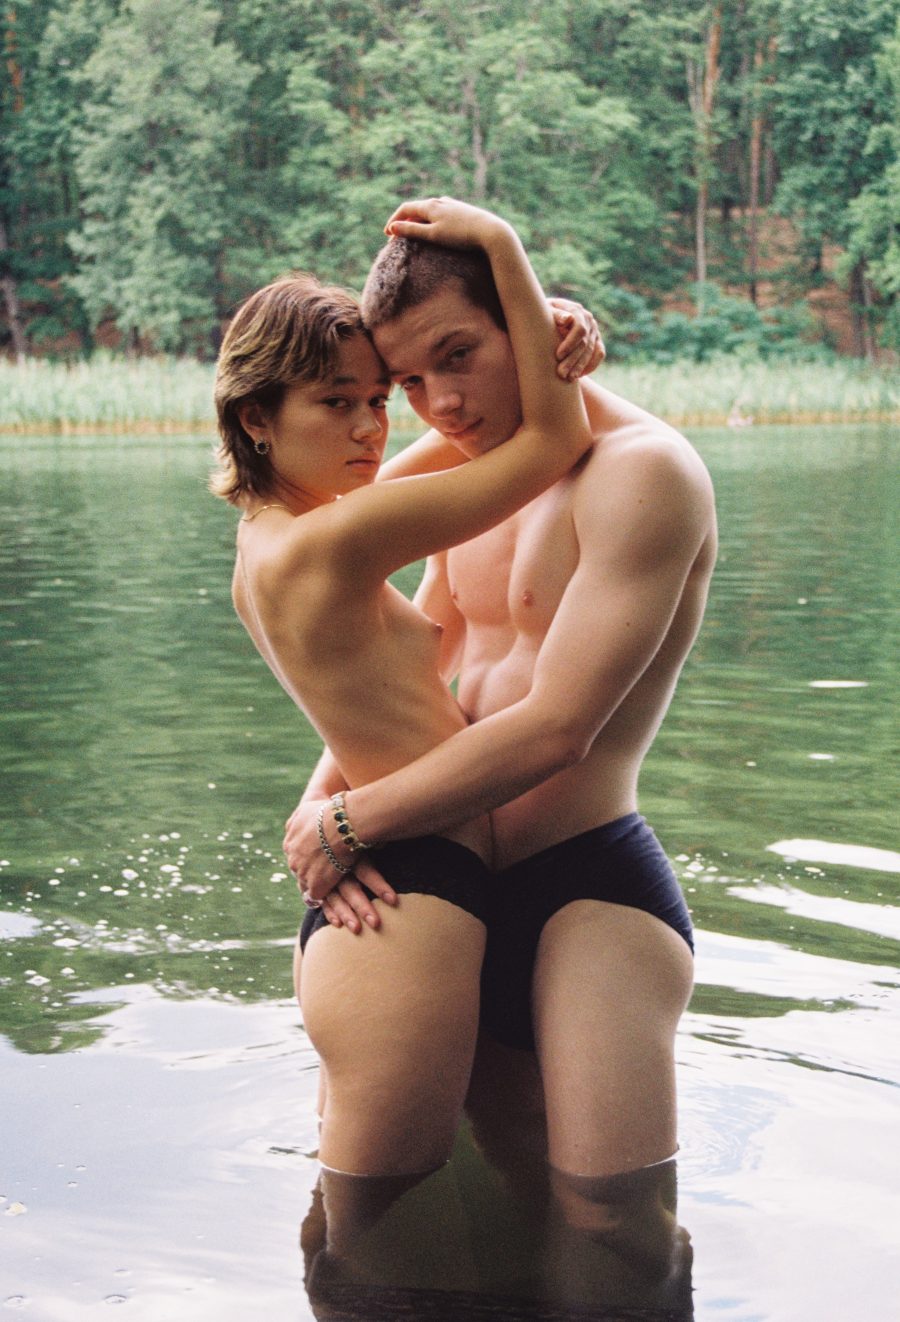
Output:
[{"xmin": 521, "ymin": 590, "xmax": 535, "ymax": 608}]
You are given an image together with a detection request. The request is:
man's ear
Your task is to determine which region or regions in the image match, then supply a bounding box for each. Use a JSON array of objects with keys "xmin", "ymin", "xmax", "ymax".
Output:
[{"xmin": 237, "ymin": 400, "xmax": 267, "ymax": 441}]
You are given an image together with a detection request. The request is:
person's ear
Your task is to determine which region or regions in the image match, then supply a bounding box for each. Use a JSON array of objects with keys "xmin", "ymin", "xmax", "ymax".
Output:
[{"xmin": 237, "ymin": 400, "xmax": 268, "ymax": 443}]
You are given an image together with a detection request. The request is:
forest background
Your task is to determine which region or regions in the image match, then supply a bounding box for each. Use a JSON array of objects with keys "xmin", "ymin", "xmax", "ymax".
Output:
[{"xmin": 2, "ymin": 0, "xmax": 899, "ymax": 394}]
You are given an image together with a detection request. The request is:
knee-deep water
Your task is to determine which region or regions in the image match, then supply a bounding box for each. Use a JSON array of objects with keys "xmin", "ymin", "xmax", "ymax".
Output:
[{"xmin": 1, "ymin": 424, "xmax": 897, "ymax": 1320}]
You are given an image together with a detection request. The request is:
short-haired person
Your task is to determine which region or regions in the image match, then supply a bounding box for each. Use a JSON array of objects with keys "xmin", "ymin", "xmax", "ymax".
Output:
[
  {"xmin": 285, "ymin": 196, "xmax": 717, "ymax": 1187},
  {"xmin": 212, "ymin": 199, "xmax": 594, "ymax": 1180}
]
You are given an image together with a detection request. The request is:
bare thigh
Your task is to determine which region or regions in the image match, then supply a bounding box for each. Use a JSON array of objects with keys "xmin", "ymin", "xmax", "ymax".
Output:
[
  {"xmin": 298, "ymin": 894, "xmax": 486, "ymax": 1178},
  {"xmin": 533, "ymin": 900, "xmax": 694, "ymax": 1178}
]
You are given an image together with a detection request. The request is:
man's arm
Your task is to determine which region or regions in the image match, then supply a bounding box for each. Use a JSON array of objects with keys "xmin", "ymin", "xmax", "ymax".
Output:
[
  {"xmin": 287, "ymin": 437, "xmax": 714, "ymax": 894},
  {"xmin": 377, "ymin": 299, "xmax": 603, "ymax": 484},
  {"xmin": 299, "ymin": 747, "xmax": 347, "ymax": 804},
  {"xmin": 285, "ymin": 551, "xmax": 463, "ymax": 925},
  {"xmin": 289, "ymin": 748, "xmax": 399, "ymax": 931}
]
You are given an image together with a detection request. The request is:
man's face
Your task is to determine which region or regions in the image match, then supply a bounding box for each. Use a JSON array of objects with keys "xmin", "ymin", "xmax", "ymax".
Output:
[{"xmin": 372, "ymin": 284, "xmax": 522, "ymax": 456}]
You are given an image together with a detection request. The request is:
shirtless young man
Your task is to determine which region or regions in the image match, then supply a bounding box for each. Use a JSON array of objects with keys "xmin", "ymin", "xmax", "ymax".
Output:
[{"xmin": 285, "ymin": 196, "xmax": 717, "ymax": 1186}]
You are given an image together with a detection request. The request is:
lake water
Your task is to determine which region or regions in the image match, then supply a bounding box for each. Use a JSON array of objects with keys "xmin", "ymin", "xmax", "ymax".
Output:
[{"xmin": 1, "ymin": 424, "xmax": 898, "ymax": 1321}]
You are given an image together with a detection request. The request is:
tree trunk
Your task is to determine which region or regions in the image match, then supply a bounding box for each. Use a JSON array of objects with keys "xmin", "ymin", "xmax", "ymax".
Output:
[
  {"xmin": 850, "ymin": 262, "xmax": 877, "ymax": 362},
  {"xmin": 695, "ymin": 179, "xmax": 708, "ymax": 289},
  {"xmin": 687, "ymin": 6, "xmax": 722, "ymax": 303},
  {"xmin": 762, "ymin": 35, "xmax": 778, "ymax": 205},
  {"xmin": 2, "ymin": 8, "xmax": 27, "ymax": 360},
  {"xmin": 5, "ymin": 7, "xmax": 24, "ymax": 113},
  {"xmin": 862, "ymin": 276, "xmax": 877, "ymax": 363},
  {"xmin": 462, "ymin": 75, "xmax": 488, "ymax": 200},
  {"xmin": 747, "ymin": 42, "xmax": 764, "ymax": 304},
  {"xmin": 0, "ymin": 215, "xmax": 27, "ymax": 363},
  {"xmin": 848, "ymin": 259, "xmax": 877, "ymax": 361}
]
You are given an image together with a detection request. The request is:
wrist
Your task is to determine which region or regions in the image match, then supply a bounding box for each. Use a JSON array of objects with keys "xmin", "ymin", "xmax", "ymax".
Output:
[
  {"xmin": 330, "ymin": 791, "xmax": 374, "ymax": 854},
  {"xmin": 315, "ymin": 803, "xmax": 352, "ymax": 875},
  {"xmin": 342, "ymin": 787, "xmax": 384, "ymax": 851},
  {"xmin": 481, "ymin": 218, "xmax": 517, "ymax": 263}
]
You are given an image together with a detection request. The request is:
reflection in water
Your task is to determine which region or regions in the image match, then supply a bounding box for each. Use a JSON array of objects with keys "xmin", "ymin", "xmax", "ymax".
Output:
[
  {"xmin": 1, "ymin": 427, "xmax": 898, "ymax": 1320},
  {"xmin": 766, "ymin": 838, "xmax": 900, "ymax": 873},
  {"xmin": 300, "ymin": 1143, "xmax": 693, "ymax": 1321}
]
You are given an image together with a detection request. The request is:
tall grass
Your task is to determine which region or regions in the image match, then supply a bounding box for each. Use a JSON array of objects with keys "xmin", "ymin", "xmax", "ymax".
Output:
[
  {"xmin": 0, "ymin": 352, "xmax": 216, "ymax": 432},
  {"xmin": 597, "ymin": 356, "xmax": 900, "ymax": 426},
  {"xmin": 1, "ymin": 351, "xmax": 898, "ymax": 433}
]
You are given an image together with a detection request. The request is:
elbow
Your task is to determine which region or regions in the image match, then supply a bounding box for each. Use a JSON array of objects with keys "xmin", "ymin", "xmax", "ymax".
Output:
[{"xmin": 539, "ymin": 721, "xmax": 592, "ymax": 776}]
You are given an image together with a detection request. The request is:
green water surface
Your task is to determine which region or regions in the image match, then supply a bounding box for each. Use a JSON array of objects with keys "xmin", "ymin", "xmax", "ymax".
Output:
[{"xmin": 1, "ymin": 424, "xmax": 897, "ymax": 1321}]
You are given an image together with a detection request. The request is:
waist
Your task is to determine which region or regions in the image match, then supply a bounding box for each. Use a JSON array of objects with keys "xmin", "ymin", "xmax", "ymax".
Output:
[{"xmin": 490, "ymin": 762, "xmax": 640, "ymax": 868}]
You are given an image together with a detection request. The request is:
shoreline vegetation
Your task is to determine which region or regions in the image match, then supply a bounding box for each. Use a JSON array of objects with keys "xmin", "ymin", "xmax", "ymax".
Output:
[{"xmin": 1, "ymin": 353, "xmax": 898, "ymax": 435}]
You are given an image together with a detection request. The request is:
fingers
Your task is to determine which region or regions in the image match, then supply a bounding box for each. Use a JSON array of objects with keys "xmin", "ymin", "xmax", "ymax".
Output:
[
  {"xmin": 384, "ymin": 197, "xmax": 441, "ymax": 235},
  {"xmin": 319, "ymin": 880, "xmax": 376, "ymax": 934},
  {"xmin": 353, "ymin": 856, "xmax": 398, "ymax": 907},
  {"xmin": 586, "ymin": 332, "xmax": 606, "ymax": 373},
  {"xmin": 300, "ymin": 864, "xmax": 397, "ymax": 936},
  {"xmin": 386, "ymin": 218, "xmax": 433, "ymax": 241},
  {"xmin": 304, "ymin": 869, "xmax": 343, "ymax": 904},
  {"xmin": 548, "ymin": 296, "xmax": 606, "ymax": 379},
  {"xmin": 553, "ymin": 310, "xmax": 582, "ymax": 362},
  {"xmin": 557, "ymin": 326, "xmax": 606, "ymax": 380},
  {"xmin": 383, "ymin": 197, "xmax": 494, "ymax": 250},
  {"xmin": 557, "ymin": 339, "xmax": 597, "ymax": 380},
  {"xmin": 319, "ymin": 890, "xmax": 361, "ymax": 933}
]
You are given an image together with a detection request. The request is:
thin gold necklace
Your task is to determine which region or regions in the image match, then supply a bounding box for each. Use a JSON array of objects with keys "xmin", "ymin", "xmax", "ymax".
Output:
[{"xmin": 241, "ymin": 503, "xmax": 294, "ymax": 522}]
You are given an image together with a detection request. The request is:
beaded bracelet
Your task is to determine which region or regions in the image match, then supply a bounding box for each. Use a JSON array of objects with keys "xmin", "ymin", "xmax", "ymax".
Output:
[
  {"xmin": 316, "ymin": 804, "xmax": 351, "ymax": 875},
  {"xmin": 330, "ymin": 792, "xmax": 373, "ymax": 853}
]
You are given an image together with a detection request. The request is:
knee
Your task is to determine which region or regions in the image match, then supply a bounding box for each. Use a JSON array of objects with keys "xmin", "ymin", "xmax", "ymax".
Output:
[{"xmin": 549, "ymin": 1161, "xmax": 685, "ymax": 1283}]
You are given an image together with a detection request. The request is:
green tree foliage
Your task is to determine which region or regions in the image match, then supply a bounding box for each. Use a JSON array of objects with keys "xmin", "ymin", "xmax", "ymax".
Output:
[
  {"xmin": 69, "ymin": 0, "xmax": 254, "ymax": 353},
  {"xmin": 1, "ymin": 0, "xmax": 898, "ymax": 358},
  {"xmin": 1, "ymin": 0, "xmax": 108, "ymax": 356},
  {"xmin": 841, "ymin": 17, "xmax": 900, "ymax": 348}
]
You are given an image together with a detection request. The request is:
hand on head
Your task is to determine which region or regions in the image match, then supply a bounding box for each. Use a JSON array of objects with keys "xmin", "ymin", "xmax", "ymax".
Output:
[
  {"xmin": 550, "ymin": 297, "xmax": 606, "ymax": 380},
  {"xmin": 384, "ymin": 196, "xmax": 509, "ymax": 252},
  {"xmin": 384, "ymin": 198, "xmax": 605, "ymax": 382}
]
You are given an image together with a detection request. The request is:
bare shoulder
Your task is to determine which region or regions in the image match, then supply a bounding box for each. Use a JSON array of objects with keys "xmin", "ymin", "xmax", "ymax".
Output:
[
  {"xmin": 589, "ymin": 421, "xmax": 710, "ymax": 492},
  {"xmin": 235, "ymin": 507, "xmax": 335, "ymax": 598},
  {"xmin": 573, "ymin": 407, "xmax": 716, "ymax": 563}
]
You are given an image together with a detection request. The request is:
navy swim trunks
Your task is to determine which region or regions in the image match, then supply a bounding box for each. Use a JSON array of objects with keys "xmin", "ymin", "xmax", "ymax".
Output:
[
  {"xmin": 479, "ymin": 813, "xmax": 694, "ymax": 1051},
  {"xmin": 300, "ymin": 834, "xmax": 491, "ymax": 950}
]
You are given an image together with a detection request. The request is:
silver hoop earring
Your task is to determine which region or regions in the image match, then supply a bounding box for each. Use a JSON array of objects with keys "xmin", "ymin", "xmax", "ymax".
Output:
[{"xmin": 253, "ymin": 437, "xmax": 270, "ymax": 456}]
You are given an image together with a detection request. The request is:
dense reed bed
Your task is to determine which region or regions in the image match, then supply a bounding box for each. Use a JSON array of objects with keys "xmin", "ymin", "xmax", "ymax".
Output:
[{"xmin": 2, "ymin": 352, "xmax": 898, "ymax": 433}]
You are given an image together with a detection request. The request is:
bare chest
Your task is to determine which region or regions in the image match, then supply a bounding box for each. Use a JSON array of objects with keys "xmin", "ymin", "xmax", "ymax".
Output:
[{"xmin": 447, "ymin": 485, "xmax": 579, "ymax": 636}]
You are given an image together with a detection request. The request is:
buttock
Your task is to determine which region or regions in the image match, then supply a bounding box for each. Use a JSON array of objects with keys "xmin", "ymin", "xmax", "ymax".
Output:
[
  {"xmin": 479, "ymin": 813, "xmax": 694, "ymax": 1051},
  {"xmin": 299, "ymin": 834, "xmax": 491, "ymax": 951}
]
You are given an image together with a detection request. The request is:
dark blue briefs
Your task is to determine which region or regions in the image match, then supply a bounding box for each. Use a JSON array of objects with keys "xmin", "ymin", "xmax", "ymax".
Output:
[
  {"xmin": 479, "ymin": 813, "xmax": 694, "ymax": 1051},
  {"xmin": 299, "ymin": 834, "xmax": 491, "ymax": 950}
]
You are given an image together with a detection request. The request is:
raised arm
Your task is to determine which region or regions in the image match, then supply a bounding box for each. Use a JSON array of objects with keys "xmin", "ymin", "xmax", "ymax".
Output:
[
  {"xmin": 379, "ymin": 295, "xmax": 603, "ymax": 482},
  {"xmin": 287, "ymin": 439, "xmax": 715, "ymax": 895},
  {"xmin": 283, "ymin": 199, "xmax": 591, "ymax": 583}
]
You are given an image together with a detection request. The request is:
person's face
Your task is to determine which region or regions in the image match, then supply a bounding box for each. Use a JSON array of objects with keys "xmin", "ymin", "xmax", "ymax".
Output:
[
  {"xmin": 372, "ymin": 284, "xmax": 522, "ymax": 456},
  {"xmin": 266, "ymin": 334, "xmax": 390, "ymax": 503}
]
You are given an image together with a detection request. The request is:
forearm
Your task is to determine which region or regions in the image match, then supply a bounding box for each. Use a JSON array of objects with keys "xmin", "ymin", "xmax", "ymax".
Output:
[
  {"xmin": 482, "ymin": 225, "xmax": 557, "ymax": 396},
  {"xmin": 344, "ymin": 700, "xmax": 581, "ymax": 845},
  {"xmin": 299, "ymin": 748, "xmax": 347, "ymax": 805},
  {"xmin": 482, "ymin": 226, "xmax": 585, "ymax": 440},
  {"xmin": 386, "ymin": 199, "xmax": 589, "ymax": 456}
]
